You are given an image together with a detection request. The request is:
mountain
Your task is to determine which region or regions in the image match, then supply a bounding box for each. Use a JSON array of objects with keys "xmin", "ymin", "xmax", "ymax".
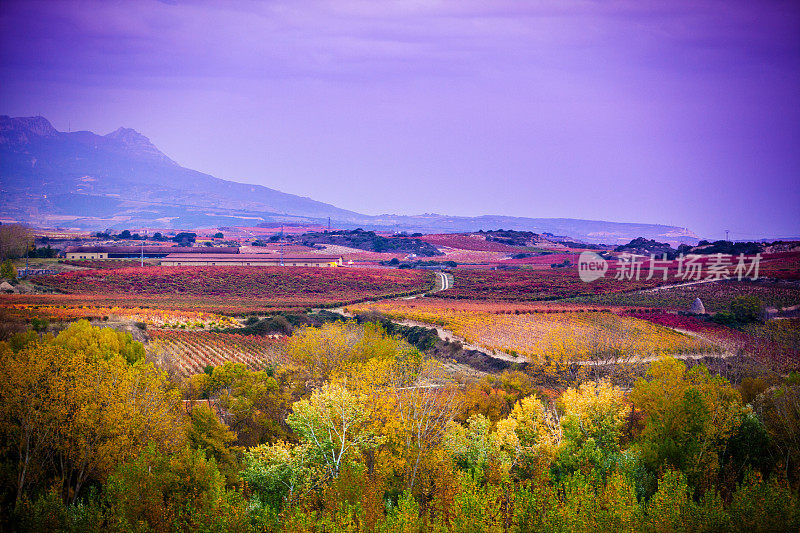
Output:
[{"xmin": 0, "ymin": 115, "xmax": 699, "ymax": 244}]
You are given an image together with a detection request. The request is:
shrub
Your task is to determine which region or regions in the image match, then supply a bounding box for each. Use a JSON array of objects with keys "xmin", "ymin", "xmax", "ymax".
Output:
[{"xmin": 730, "ymin": 296, "xmax": 764, "ymax": 324}]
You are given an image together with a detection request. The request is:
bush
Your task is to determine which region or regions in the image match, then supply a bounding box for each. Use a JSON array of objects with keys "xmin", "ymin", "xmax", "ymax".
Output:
[
  {"xmin": 30, "ymin": 317, "xmax": 49, "ymax": 332},
  {"xmin": 729, "ymin": 296, "xmax": 764, "ymax": 324},
  {"xmin": 711, "ymin": 310, "xmax": 737, "ymax": 326}
]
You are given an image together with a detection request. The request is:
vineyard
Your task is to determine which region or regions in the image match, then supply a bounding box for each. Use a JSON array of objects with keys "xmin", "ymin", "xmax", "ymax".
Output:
[
  {"xmin": 418, "ymin": 233, "xmax": 523, "ymax": 252},
  {"xmin": 61, "ymin": 259, "xmax": 155, "ymax": 269},
  {"xmin": 149, "ymin": 330, "xmax": 286, "ymax": 377},
  {"xmin": 576, "ymin": 279, "xmax": 800, "ymax": 311},
  {"xmin": 21, "ymin": 266, "xmax": 435, "ymax": 312},
  {"xmin": 5, "ymin": 304, "xmax": 239, "ymax": 329},
  {"xmin": 627, "ymin": 310, "xmax": 800, "ymax": 370},
  {"xmin": 347, "ymin": 301, "xmax": 717, "ymax": 362},
  {"xmin": 435, "ymin": 268, "xmax": 666, "ymax": 301}
]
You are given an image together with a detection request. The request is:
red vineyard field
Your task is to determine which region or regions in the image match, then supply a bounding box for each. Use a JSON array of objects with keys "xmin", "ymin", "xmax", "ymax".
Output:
[
  {"xmin": 27, "ymin": 266, "xmax": 435, "ymax": 312},
  {"xmin": 435, "ymin": 269, "xmax": 666, "ymax": 301},
  {"xmin": 62, "ymin": 259, "xmax": 155, "ymax": 270},
  {"xmin": 149, "ymin": 330, "xmax": 286, "ymax": 378},
  {"xmin": 418, "ymin": 234, "xmax": 524, "ymax": 252},
  {"xmin": 624, "ymin": 311, "xmax": 800, "ymax": 371}
]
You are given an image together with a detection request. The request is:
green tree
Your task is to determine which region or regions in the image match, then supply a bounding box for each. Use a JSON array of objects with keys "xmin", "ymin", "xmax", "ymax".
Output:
[
  {"xmin": 188, "ymin": 361, "xmax": 302, "ymax": 446},
  {"xmin": 729, "ymin": 296, "xmax": 764, "ymax": 324},
  {"xmin": 186, "ymin": 404, "xmax": 239, "ymax": 483},
  {"xmin": 1, "ymin": 259, "xmax": 16, "ymax": 280},
  {"xmin": 104, "ymin": 445, "xmax": 249, "ymax": 532}
]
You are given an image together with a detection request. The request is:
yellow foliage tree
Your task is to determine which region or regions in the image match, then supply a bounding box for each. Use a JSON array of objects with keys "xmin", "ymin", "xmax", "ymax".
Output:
[
  {"xmin": 285, "ymin": 321, "xmax": 403, "ymax": 383},
  {"xmin": 0, "ymin": 321, "xmax": 185, "ymax": 504},
  {"xmin": 496, "ymin": 395, "xmax": 562, "ymax": 475},
  {"xmin": 631, "ymin": 357, "xmax": 743, "ymax": 492}
]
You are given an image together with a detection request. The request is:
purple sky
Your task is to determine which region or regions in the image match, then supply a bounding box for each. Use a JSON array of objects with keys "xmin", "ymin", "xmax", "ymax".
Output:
[{"xmin": 1, "ymin": 0, "xmax": 799, "ymax": 239}]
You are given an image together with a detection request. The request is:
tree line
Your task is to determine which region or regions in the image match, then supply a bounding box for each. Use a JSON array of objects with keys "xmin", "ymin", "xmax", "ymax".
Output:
[{"xmin": 0, "ymin": 320, "xmax": 798, "ymax": 532}]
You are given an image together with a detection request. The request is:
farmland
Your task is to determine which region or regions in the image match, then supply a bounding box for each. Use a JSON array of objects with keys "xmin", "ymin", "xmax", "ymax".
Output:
[
  {"xmin": 148, "ymin": 329, "xmax": 285, "ymax": 377},
  {"xmin": 22, "ymin": 266, "xmax": 435, "ymax": 312},
  {"xmin": 61, "ymin": 259, "xmax": 155, "ymax": 269},
  {"xmin": 626, "ymin": 310, "xmax": 800, "ymax": 370},
  {"xmin": 347, "ymin": 300, "xmax": 717, "ymax": 362},
  {"xmin": 434, "ymin": 268, "xmax": 666, "ymax": 301},
  {"xmin": 574, "ymin": 279, "xmax": 800, "ymax": 311},
  {"xmin": 4, "ymin": 304, "xmax": 239, "ymax": 329},
  {"xmin": 418, "ymin": 233, "xmax": 524, "ymax": 252}
]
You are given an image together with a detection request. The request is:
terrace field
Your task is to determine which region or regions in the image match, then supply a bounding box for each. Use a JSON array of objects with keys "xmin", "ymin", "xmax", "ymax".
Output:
[
  {"xmin": 11, "ymin": 266, "xmax": 435, "ymax": 313},
  {"xmin": 347, "ymin": 300, "xmax": 717, "ymax": 362}
]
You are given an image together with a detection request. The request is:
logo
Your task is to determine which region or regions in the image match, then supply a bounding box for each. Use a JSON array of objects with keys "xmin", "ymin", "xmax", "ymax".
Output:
[{"xmin": 578, "ymin": 252, "xmax": 608, "ymax": 282}]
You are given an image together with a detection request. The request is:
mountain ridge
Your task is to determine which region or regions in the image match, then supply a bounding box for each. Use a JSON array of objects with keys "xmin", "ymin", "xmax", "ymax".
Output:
[{"xmin": 0, "ymin": 115, "xmax": 700, "ymax": 244}]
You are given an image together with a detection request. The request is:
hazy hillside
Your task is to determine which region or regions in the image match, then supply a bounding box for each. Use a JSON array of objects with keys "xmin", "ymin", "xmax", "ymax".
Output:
[{"xmin": 0, "ymin": 116, "xmax": 699, "ymax": 244}]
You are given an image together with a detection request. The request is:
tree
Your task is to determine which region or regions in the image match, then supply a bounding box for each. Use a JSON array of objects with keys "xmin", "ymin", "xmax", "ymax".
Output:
[
  {"xmin": 752, "ymin": 383, "xmax": 800, "ymax": 479},
  {"xmin": 495, "ymin": 394, "xmax": 562, "ymax": 477},
  {"xmin": 443, "ymin": 414, "xmax": 499, "ymax": 479},
  {"xmin": 554, "ymin": 380, "xmax": 628, "ymax": 480},
  {"xmin": 384, "ymin": 355, "xmax": 459, "ymax": 489},
  {"xmin": 242, "ymin": 441, "xmax": 312, "ymax": 509},
  {"xmin": 188, "ymin": 361, "xmax": 303, "ymax": 446},
  {"xmin": 285, "ymin": 322, "xmax": 405, "ymax": 383},
  {"xmin": 187, "ymin": 404, "xmax": 239, "ymax": 483},
  {"xmin": 631, "ymin": 358, "xmax": 743, "ymax": 492},
  {"xmin": 729, "ymin": 296, "xmax": 764, "ymax": 324},
  {"xmin": 51, "ymin": 319, "xmax": 144, "ymax": 364},
  {"xmin": 1, "ymin": 259, "xmax": 17, "ymax": 280},
  {"xmin": 172, "ymin": 232, "xmax": 196, "ymax": 244},
  {"xmin": 286, "ymin": 382, "xmax": 379, "ymax": 480},
  {"xmin": 0, "ymin": 322, "xmax": 185, "ymax": 505},
  {"xmin": 104, "ymin": 445, "xmax": 249, "ymax": 532},
  {"xmin": 0, "ymin": 224, "xmax": 32, "ymax": 260}
]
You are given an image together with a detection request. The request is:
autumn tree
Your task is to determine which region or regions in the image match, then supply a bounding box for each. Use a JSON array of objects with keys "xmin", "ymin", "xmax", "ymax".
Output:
[
  {"xmin": 0, "ymin": 321, "xmax": 185, "ymax": 506},
  {"xmin": 0, "ymin": 224, "xmax": 32, "ymax": 260},
  {"xmin": 631, "ymin": 357, "xmax": 743, "ymax": 493},
  {"xmin": 285, "ymin": 321, "xmax": 403, "ymax": 383},
  {"xmin": 185, "ymin": 361, "xmax": 305, "ymax": 446},
  {"xmin": 554, "ymin": 380, "xmax": 628, "ymax": 480},
  {"xmin": 383, "ymin": 354, "xmax": 459, "ymax": 490},
  {"xmin": 495, "ymin": 394, "xmax": 562, "ymax": 477},
  {"xmin": 287, "ymin": 382, "xmax": 380, "ymax": 480}
]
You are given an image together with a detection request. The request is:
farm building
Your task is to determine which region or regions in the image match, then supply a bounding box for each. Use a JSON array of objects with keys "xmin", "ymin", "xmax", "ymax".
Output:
[
  {"xmin": 161, "ymin": 253, "xmax": 342, "ymax": 267},
  {"xmin": 64, "ymin": 245, "xmax": 240, "ymax": 260}
]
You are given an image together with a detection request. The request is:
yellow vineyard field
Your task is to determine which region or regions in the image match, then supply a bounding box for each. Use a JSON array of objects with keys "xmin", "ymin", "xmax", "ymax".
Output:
[{"xmin": 347, "ymin": 301, "xmax": 719, "ymax": 362}]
